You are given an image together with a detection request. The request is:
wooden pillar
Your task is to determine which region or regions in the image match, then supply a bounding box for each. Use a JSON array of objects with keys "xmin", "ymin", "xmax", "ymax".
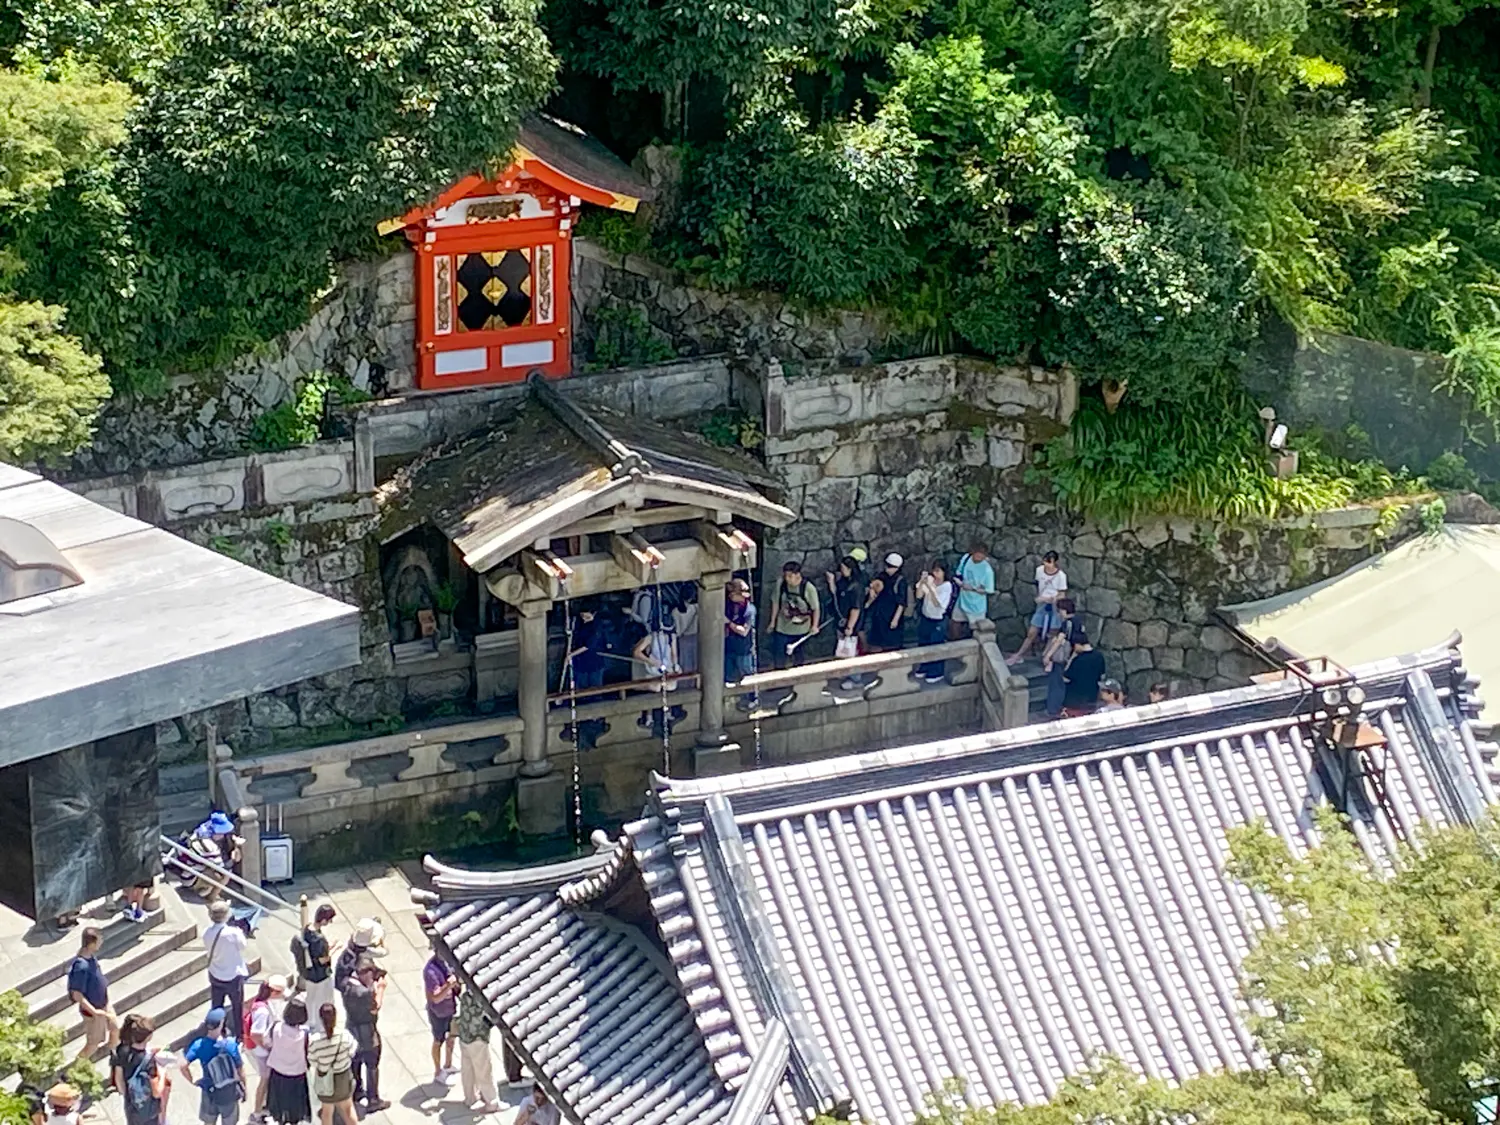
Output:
[
  {"xmin": 517, "ymin": 599, "xmax": 551, "ymax": 777},
  {"xmin": 515, "ymin": 597, "xmax": 567, "ymax": 835},
  {"xmin": 696, "ymin": 570, "xmax": 729, "ymax": 747}
]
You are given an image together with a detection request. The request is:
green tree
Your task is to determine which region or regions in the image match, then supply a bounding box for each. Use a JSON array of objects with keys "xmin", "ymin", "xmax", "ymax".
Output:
[
  {"xmin": 116, "ymin": 0, "xmax": 556, "ymax": 386},
  {"xmin": 552, "ymin": 0, "xmax": 865, "ymax": 93},
  {"xmin": 915, "ymin": 811, "xmax": 1500, "ymax": 1125},
  {"xmin": 0, "ymin": 299, "xmax": 111, "ymax": 463},
  {"xmin": 677, "ymin": 102, "xmax": 920, "ymax": 305}
]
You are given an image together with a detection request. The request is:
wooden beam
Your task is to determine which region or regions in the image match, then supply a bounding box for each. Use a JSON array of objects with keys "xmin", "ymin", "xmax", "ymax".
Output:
[
  {"xmin": 692, "ymin": 520, "xmax": 758, "ymax": 571},
  {"xmin": 518, "ymin": 550, "xmax": 573, "ymax": 601},
  {"xmin": 608, "ymin": 532, "xmax": 665, "ymax": 586},
  {"xmin": 562, "ymin": 504, "xmax": 710, "ymax": 538}
]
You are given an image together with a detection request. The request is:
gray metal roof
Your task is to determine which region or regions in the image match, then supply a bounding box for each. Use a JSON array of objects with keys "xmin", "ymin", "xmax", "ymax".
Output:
[
  {"xmin": 422, "ymin": 838, "xmax": 744, "ymax": 1125},
  {"xmin": 0, "ymin": 463, "xmax": 360, "ymax": 765},
  {"xmin": 423, "ymin": 640, "xmax": 1497, "ymax": 1125}
]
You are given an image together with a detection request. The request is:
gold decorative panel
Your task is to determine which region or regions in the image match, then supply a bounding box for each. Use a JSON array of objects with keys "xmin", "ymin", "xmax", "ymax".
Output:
[
  {"xmin": 433, "ymin": 255, "xmax": 452, "ymax": 335},
  {"xmin": 455, "ymin": 249, "xmax": 532, "ymax": 331},
  {"xmin": 535, "ymin": 244, "xmax": 554, "ymax": 325}
]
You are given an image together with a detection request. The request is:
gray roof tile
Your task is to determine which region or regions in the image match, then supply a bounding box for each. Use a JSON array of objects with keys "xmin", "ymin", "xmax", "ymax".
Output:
[{"xmin": 425, "ymin": 640, "xmax": 1497, "ymax": 1125}]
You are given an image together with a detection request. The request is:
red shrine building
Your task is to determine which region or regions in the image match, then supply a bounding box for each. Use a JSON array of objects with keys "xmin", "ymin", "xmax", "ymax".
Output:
[{"xmin": 382, "ymin": 115, "xmax": 653, "ymax": 390}]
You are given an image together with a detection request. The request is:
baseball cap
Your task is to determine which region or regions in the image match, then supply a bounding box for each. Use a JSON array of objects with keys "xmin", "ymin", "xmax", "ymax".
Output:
[
  {"xmin": 1099, "ymin": 678, "xmax": 1123, "ymax": 695},
  {"xmin": 848, "ymin": 546, "xmax": 868, "ymax": 563},
  {"xmin": 884, "ymin": 553, "xmax": 903, "ymax": 568},
  {"xmin": 204, "ymin": 1007, "xmax": 226, "ymax": 1028}
]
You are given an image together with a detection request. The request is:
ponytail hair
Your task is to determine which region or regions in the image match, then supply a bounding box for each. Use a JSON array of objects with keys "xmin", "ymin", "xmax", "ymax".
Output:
[{"xmin": 319, "ymin": 1003, "xmax": 336, "ymax": 1038}]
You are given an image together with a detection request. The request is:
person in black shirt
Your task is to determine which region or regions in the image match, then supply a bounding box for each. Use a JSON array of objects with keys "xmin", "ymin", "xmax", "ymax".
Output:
[
  {"xmin": 1042, "ymin": 598, "xmax": 1078, "ymax": 718},
  {"xmin": 566, "ymin": 604, "xmax": 609, "ymax": 747},
  {"xmin": 1062, "ymin": 629, "xmax": 1107, "ymax": 713},
  {"xmin": 112, "ymin": 1014, "xmax": 164, "ymax": 1125},
  {"xmin": 864, "ymin": 554, "xmax": 908, "ymax": 653},
  {"xmin": 825, "ymin": 556, "xmax": 866, "ymax": 693},
  {"xmin": 303, "ymin": 903, "xmax": 338, "ymax": 1018}
]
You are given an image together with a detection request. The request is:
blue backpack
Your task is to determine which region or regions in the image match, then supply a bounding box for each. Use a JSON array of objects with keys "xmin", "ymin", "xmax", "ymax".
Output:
[
  {"xmin": 203, "ymin": 1043, "xmax": 243, "ymax": 1105},
  {"xmin": 126, "ymin": 1052, "xmax": 159, "ymax": 1117}
]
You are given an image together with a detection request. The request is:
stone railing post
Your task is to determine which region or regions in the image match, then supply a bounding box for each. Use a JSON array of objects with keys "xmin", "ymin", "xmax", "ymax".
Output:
[
  {"xmin": 1002, "ymin": 675, "xmax": 1031, "ymax": 729},
  {"xmin": 238, "ymin": 806, "xmax": 262, "ymax": 888}
]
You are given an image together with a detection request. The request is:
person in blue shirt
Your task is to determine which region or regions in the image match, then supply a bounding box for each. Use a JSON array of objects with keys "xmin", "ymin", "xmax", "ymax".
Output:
[
  {"xmin": 953, "ymin": 542, "xmax": 997, "ymax": 638},
  {"xmin": 179, "ymin": 1009, "xmax": 245, "ymax": 1125},
  {"xmin": 67, "ymin": 928, "xmax": 117, "ymax": 1063}
]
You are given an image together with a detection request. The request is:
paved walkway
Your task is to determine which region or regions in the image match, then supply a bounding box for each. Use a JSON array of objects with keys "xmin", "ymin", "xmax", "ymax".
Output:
[{"xmin": 93, "ymin": 862, "xmax": 538, "ymax": 1125}]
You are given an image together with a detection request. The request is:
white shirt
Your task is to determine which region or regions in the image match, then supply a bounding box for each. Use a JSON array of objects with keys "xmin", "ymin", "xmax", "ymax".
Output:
[
  {"xmin": 1035, "ymin": 566, "xmax": 1067, "ymax": 603},
  {"xmin": 250, "ymin": 996, "xmax": 287, "ymax": 1057},
  {"xmin": 203, "ymin": 922, "xmax": 249, "ymax": 981},
  {"xmin": 516, "ymin": 1096, "xmax": 561, "ymax": 1125},
  {"xmin": 920, "ymin": 580, "xmax": 953, "ymax": 620},
  {"xmin": 266, "ymin": 1020, "xmax": 308, "ymax": 1076}
]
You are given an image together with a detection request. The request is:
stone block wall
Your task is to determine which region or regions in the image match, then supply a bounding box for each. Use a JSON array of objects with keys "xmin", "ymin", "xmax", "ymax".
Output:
[
  {"xmin": 759, "ymin": 352, "xmax": 1422, "ymax": 700},
  {"xmin": 571, "ymin": 239, "xmax": 893, "ymax": 370},
  {"xmin": 67, "ymin": 254, "xmax": 415, "ymax": 478}
]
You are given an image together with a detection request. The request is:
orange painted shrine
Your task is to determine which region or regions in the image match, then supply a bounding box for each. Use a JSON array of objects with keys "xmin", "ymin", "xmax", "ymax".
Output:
[{"xmin": 388, "ymin": 118, "xmax": 649, "ymax": 391}]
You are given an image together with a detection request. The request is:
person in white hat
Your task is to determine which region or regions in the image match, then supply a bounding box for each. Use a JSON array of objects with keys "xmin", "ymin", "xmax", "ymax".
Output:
[
  {"xmin": 247, "ymin": 975, "xmax": 288, "ymax": 1123},
  {"xmin": 334, "ymin": 919, "xmax": 385, "ymax": 992}
]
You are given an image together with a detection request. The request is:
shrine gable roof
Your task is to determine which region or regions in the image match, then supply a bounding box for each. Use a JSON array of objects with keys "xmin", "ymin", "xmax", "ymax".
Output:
[{"xmin": 376, "ymin": 374, "xmax": 793, "ymax": 573}]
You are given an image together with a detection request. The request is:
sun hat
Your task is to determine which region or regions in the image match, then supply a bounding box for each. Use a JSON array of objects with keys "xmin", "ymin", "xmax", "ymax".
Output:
[
  {"xmin": 266, "ymin": 974, "xmax": 287, "ymax": 992},
  {"xmin": 45, "ymin": 1084, "xmax": 79, "ymax": 1106},
  {"xmin": 197, "ymin": 811, "xmax": 236, "ymax": 837},
  {"xmin": 351, "ymin": 918, "xmax": 386, "ymax": 949}
]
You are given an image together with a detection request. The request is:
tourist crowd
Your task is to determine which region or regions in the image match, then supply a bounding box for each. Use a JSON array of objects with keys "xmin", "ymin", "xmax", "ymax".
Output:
[
  {"xmin": 556, "ymin": 541, "xmax": 1163, "ymax": 727},
  {"xmin": 61, "ymin": 905, "xmax": 557, "ymax": 1125}
]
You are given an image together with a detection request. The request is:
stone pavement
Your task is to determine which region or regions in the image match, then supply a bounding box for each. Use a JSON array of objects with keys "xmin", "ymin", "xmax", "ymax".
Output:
[{"xmin": 87, "ymin": 862, "xmax": 538, "ymax": 1125}]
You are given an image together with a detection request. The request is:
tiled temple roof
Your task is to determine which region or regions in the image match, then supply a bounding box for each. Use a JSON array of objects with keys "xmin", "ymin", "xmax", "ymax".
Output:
[{"xmin": 421, "ymin": 640, "xmax": 1497, "ymax": 1125}]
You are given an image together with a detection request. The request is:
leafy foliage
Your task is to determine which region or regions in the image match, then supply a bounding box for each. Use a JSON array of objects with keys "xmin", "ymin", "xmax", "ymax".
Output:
[
  {"xmin": 247, "ymin": 370, "xmax": 368, "ymax": 453},
  {"xmin": 110, "ymin": 0, "xmax": 555, "ymax": 389},
  {"xmin": 677, "ymin": 103, "xmax": 919, "ymax": 305},
  {"xmin": 584, "ymin": 304, "xmax": 675, "ymax": 371},
  {"xmin": 0, "ymin": 299, "xmax": 111, "ymax": 463},
  {"xmin": 1033, "ymin": 390, "xmax": 1425, "ymax": 522},
  {"xmin": 549, "ymin": 0, "xmax": 865, "ymax": 92},
  {"xmin": 916, "ymin": 813, "xmax": 1500, "ymax": 1125}
]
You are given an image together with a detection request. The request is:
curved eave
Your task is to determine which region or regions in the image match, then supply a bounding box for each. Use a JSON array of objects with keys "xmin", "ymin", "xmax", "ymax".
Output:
[{"xmin": 462, "ymin": 473, "xmax": 795, "ymax": 576}]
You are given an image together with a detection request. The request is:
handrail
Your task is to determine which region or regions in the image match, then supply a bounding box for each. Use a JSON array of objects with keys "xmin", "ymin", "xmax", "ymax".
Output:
[{"xmin": 160, "ymin": 835, "xmax": 298, "ymax": 919}]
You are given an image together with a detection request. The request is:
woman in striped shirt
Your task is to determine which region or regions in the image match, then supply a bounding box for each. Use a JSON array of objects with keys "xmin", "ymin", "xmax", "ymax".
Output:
[{"xmin": 306, "ymin": 1005, "xmax": 357, "ymax": 1125}]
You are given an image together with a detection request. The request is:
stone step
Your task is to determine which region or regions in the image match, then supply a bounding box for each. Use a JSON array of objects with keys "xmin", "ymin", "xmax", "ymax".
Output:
[
  {"xmin": 3, "ymin": 907, "xmax": 170, "ymax": 1000},
  {"xmin": 52, "ymin": 946, "xmax": 210, "ymax": 1044},
  {"xmin": 61, "ymin": 952, "xmax": 263, "ymax": 1062},
  {"xmin": 26, "ymin": 921, "xmax": 197, "ymax": 1022}
]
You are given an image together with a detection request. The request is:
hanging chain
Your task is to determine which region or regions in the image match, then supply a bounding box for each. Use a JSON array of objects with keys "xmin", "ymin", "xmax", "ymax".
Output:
[
  {"xmin": 653, "ymin": 562, "xmax": 671, "ymax": 776},
  {"xmin": 741, "ymin": 549, "xmax": 764, "ymax": 769},
  {"xmin": 558, "ymin": 582, "xmax": 583, "ymax": 852}
]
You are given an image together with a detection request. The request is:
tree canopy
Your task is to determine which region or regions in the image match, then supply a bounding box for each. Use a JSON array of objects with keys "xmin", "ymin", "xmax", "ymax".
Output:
[{"xmin": 914, "ymin": 811, "xmax": 1500, "ymax": 1125}]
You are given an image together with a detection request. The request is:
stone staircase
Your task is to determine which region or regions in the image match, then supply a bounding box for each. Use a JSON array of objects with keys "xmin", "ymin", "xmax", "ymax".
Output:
[{"xmin": 8, "ymin": 883, "xmax": 261, "ymax": 1064}]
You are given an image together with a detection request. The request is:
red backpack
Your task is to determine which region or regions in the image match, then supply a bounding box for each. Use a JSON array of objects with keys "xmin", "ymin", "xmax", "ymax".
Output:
[{"xmin": 244, "ymin": 999, "xmax": 267, "ymax": 1045}]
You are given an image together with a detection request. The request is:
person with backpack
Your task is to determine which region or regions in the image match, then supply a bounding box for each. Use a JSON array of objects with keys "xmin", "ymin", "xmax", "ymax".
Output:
[
  {"xmin": 179, "ymin": 1008, "xmax": 245, "ymax": 1125},
  {"xmin": 766, "ymin": 561, "xmax": 819, "ymax": 670},
  {"xmin": 113, "ymin": 1015, "xmax": 169, "ymax": 1125},
  {"xmin": 297, "ymin": 905, "xmax": 338, "ymax": 1021},
  {"xmin": 333, "ymin": 919, "xmax": 385, "ymax": 992},
  {"xmin": 203, "ymin": 902, "xmax": 249, "ymax": 1049},
  {"xmin": 913, "ymin": 561, "xmax": 956, "ymax": 683},
  {"xmin": 307, "ymin": 1004, "xmax": 357, "ymax": 1125},
  {"xmin": 952, "ymin": 542, "xmax": 997, "ymax": 639},
  {"xmin": 263, "ymin": 998, "xmax": 311, "ymax": 1125},
  {"xmin": 245, "ymin": 976, "xmax": 287, "ymax": 1123},
  {"xmin": 631, "ymin": 618, "xmax": 680, "ymax": 739}
]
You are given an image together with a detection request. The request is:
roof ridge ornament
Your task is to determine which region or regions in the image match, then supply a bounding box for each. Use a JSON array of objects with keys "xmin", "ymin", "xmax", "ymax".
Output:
[{"xmin": 526, "ymin": 370, "xmax": 652, "ymax": 478}]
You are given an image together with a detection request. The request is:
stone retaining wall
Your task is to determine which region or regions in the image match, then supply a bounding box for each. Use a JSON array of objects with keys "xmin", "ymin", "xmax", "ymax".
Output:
[
  {"xmin": 760, "ymin": 353, "xmax": 1423, "ymax": 700},
  {"xmin": 68, "ymin": 255, "xmax": 415, "ymax": 478},
  {"xmin": 571, "ymin": 239, "xmax": 893, "ymax": 371}
]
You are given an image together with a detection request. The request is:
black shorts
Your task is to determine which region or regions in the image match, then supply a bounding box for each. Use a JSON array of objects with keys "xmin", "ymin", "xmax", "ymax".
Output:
[{"xmin": 428, "ymin": 1011, "xmax": 453, "ymax": 1042}]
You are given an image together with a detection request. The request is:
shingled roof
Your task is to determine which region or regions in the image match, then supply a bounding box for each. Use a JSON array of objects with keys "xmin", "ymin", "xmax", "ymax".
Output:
[
  {"xmin": 418, "ymin": 639, "xmax": 1498, "ymax": 1125},
  {"xmin": 378, "ymin": 374, "xmax": 794, "ymax": 573}
]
